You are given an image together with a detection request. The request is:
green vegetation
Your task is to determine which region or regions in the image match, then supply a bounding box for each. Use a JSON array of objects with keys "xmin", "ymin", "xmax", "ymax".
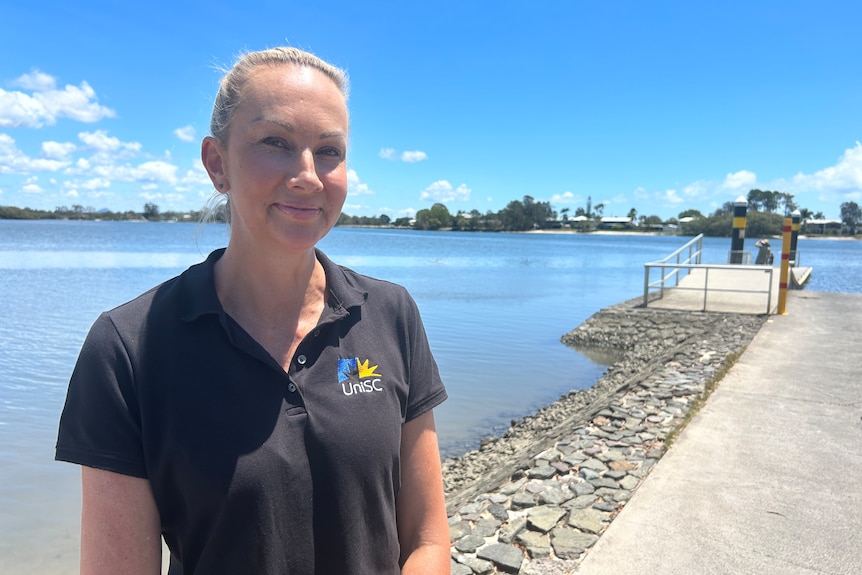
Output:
[
  {"xmin": 0, "ymin": 204, "xmax": 203, "ymax": 222},
  {"xmin": 2, "ymin": 191, "xmax": 858, "ymax": 238}
]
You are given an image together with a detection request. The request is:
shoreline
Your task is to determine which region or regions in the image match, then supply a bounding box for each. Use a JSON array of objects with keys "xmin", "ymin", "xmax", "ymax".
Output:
[{"xmin": 442, "ymin": 297, "xmax": 766, "ymax": 573}]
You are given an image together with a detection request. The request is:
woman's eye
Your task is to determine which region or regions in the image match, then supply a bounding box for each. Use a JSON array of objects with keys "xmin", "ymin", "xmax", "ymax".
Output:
[
  {"xmin": 318, "ymin": 147, "xmax": 344, "ymax": 159},
  {"xmin": 262, "ymin": 137, "xmax": 289, "ymax": 149}
]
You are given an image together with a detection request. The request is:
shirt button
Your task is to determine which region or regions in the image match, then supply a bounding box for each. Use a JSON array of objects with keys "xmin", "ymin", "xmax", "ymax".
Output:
[
  {"xmin": 288, "ymin": 383, "xmax": 297, "ymax": 393},
  {"xmin": 297, "ymin": 354, "xmax": 307, "ymax": 365}
]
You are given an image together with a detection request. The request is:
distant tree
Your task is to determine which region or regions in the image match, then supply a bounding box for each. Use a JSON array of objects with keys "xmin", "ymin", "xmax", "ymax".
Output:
[
  {"xmin": 713, "ymin": 202, "xmax": 735, "ymax": 217},
  {"xmin": 678, "ymin": 209, "xmax": 703, "ymax": 219},
  {"xmin": 560, "ymin": 207, "xmax": 570, "ymax": 222},
  {"xmin": 799, "ymin": 208, "xmax": 813, "ymax": 221},
  {"xmin": 393, "ymin": 217, "xmax": 412, "ymax": 227},
  {"xmin": 143, "ymin": 202, "xmax": 160, "ymax": 220},
  {"xmin": 574, "ymin": 207, "xmax": 586, "ymax": 217},
  {"xmin": 746, "ymin": 211, "xmax": 783, "ymax": 238},
  {"xmin": 778, "ymin": 193, "xmax": 797, "ymax": 215},
  {"xmin": 593, "ymin": 203, "xmax": 604, "ymax": 218},
  {"xmin": 813, "ymin": 211, "xmax": 825, "ymax": 220},
  {"xmin": 840, "ymin": 201, "xmax": 861, "ymax": 235},
  {"xmin": 643, "ymin": 215, "xmax": 663, "ymax": 226},
  {"xmin": 379, "ymin": 214, "xmax": 391, "ymax": 226},
  {"xmin": 414, "ymin": 203, "xmax": 453, "ymax": 230}
]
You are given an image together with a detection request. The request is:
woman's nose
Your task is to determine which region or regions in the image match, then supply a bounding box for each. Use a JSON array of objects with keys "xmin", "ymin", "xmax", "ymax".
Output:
[{"xmin": 288, "ymin": 150, "xmax": 324, "ymax": 192}]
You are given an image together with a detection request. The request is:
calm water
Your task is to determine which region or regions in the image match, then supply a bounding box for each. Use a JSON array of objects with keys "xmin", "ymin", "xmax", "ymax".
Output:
[{"xmin": 1, "ymin": 220, "xmax": 859, "ymax": 573}]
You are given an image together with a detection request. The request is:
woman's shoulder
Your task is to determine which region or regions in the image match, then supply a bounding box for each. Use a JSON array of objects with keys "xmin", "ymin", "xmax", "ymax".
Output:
[{"xmin": 104, "ymin": 250, "xmax": 223, "ymax": 328}]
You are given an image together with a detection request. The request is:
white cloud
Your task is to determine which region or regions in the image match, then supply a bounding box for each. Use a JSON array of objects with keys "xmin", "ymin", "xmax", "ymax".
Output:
[
  {"xmin": 41, "ymin": 141, "xmax": 77, "ymax": 161},
  {"xmin": 420, "ymin": 180, "xmax": 472, "ymax": 203},
  {"xmin": 347, "ymin": 168, "xmax": 373, "ymax": 196},
  {"xmin": 64, "ymin": 190, "xmax": 79, "ymax": 198},
  {"xmin": 401, "ymin": 150, "xmax": 427, "ymax": 163},
  {"xmin": 550, "ymin": 191, "xmax": 582, "ymax": 204},
  {"xmin": 78, "ymin": 130, "xmax": 141, "ymax": 153},
  {"xmin": 0, "ymin": 71, "xmax": 115, "ymax": 128},
  {"xmin": 22, "ymin": 183, "xmax": 43, "ymax": 194},
  {"xmin": 91, "ymin": 160, "xmax": 178, "ymax": 184},
  {"xmin": 662, "ymin": 189, "xmax": 685, "ymax": 205},
  {"xmin": 0, "ymin": 134, "xmax": 70, "ymax": 173},
  {"xmin": 181, "ymin": 162, "xmax": 212, "ymax": 187},
  {"xmin": 81, "ymin": 178, "xmax": 111, "ymax": 190},
  {"xmin": 722, "ymin": 170, "xmax": 757, "ymax": 189},
  {"xmin": 379, "ymin": 147, "xmax": 428, "ymax": 163},
  {"xmin": 12, "ymin": 71, "xmax": 56, "ymax": 91},
  {"xmin": 173, "ymin": 125, "xmax": 196, "ymax": 142},
  {"xmin": 789, "ymin": 142, "xmax": 862, "ymax": 193}
]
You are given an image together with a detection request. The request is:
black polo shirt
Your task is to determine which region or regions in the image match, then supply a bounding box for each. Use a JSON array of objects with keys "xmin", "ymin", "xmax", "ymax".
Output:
[{"xmin": 56, "ymin": 248, "xmax": 447, "ymax": 574}]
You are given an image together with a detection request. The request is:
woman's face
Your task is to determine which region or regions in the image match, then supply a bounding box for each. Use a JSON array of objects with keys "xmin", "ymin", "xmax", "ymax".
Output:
[{"xmin": 211, "ymin": 64, "xmax": 349, "ymax": 255}]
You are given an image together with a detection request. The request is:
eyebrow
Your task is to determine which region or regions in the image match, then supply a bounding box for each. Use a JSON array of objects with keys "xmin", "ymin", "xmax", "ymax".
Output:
[{"xmin": 252, "ymin": 116, "xmax": 346, "ymax": 140}]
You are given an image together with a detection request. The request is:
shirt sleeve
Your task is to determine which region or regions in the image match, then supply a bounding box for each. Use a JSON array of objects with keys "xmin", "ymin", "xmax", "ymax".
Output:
[
  {"xmin": 55, "ymin": 312, "xmax": 148, "ymax": 478},
  {"xmin": 402, "ymin": 293, "xmax": 447, "ymax": 422}
]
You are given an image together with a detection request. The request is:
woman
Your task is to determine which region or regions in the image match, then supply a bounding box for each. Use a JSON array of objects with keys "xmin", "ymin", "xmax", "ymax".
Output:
[{"xmin": 56, "ymin": 47, "xmax": 450, "ymax": 574}]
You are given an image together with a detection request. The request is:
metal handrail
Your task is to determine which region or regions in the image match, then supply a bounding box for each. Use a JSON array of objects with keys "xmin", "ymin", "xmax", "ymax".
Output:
[
  {"xmin": 642, "ymin": 234, "xmax": 703, "ymax": 301},
  {"xmin": 643, "ymin": 262, "xmax": 775, "ymax": 314}
]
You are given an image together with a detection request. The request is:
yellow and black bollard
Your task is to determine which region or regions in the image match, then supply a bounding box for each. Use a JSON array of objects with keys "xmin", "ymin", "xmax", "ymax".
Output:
[
  {"xmin": 789, "ymin": 209, "xmax": 801, "ymax": 266},
  {"xmin": 777, "ymin": 217, "xmax": 792, "ymax": 315},
  {"xmin": 729, "ymin": 196, "xmax": 748, "ymax": 264}
]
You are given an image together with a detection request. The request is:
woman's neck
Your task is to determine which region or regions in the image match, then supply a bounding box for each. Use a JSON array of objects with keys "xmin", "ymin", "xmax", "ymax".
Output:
[{"xmin": 213, "ymin": 244, "xmax": 327, "ymax": 368}]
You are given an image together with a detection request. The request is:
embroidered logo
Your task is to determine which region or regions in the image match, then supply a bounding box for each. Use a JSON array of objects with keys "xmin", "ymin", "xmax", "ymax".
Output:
[{"xmin": 337, "ymin": 357, "xmax": 383, "ymax": 396}]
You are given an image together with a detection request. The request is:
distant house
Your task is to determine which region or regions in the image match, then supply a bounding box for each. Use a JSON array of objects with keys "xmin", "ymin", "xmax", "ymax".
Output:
[
  {"xmin": 598, "ymin": 216, "xmax": 635, "ymax": 230},
  {"xmin": 803, "ymin": 219, "xmax": 842, "ymax": 235}
]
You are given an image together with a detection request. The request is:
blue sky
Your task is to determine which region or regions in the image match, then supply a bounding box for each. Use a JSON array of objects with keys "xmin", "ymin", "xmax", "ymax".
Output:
[{"xmin": 1, "ymin": 0, "xmax": 859, "ymax": 220}]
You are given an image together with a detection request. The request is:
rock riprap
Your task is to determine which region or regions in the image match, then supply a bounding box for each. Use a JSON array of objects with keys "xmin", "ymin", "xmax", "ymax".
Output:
[{"xmin": 442, "ymin": 298, "xmax": 765, "ymax": 574}]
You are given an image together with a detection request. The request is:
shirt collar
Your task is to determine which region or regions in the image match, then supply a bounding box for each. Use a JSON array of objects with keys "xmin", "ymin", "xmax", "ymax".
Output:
[{"xmin": 178, "ymin": 248, "xmax": 367, "ymax": 323}]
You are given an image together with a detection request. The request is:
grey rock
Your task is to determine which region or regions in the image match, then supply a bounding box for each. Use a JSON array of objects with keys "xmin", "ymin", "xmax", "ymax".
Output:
[
  {"xmin": 449, "ymin": 521, "xmax": 471, "ymax": 542},
  {"xmin": 516, "ymin": 529, "xmax": 551, "ymax": 558},
  {"xmin": 619, "ymin": 474, "xmax": 640, "ymax": 490},
  {"xmin": 511, "ymin": 492, "xmax": 537, "ymax": 510},
  {"xmin": 455, "ymin": 555, "xmax": 495, "ymax": 574},
  {"xmin": 565, "ymin": 494, "xmax": 598, "ymax": 509},
  {"xmin": 454, "ymin": 533, "xmax": 485, "ymax": 553},
  {"xmin": 529, "ymin": 464, "xmax": 557, "ymax": 480},
  {"xmin": 450, "ymin": 559, "xmax": 472, "ymax": 575},
  {"xmin": 473, "ymin": 518, "xmax": 502, "ymax": 537},
  {"xmin": 550, "ymin": 527, "xmax": 599, "ymax": 560},
  {"xmin": 486, "ymin": 503, "xmax": 509, "ymax": 523},
  {"xmin": 477, "ymin": 543, "xmax": 524, "ymax": 573},
  {"xmin": 567, "ymin": 507, "xmax": 606, "ymax": 534},
  {"xmin": 539, "ymin": 485, "xmax": 573, "ymax": 506},
  {"xmin": 527, "ymin": 505, "xmax": 566, "ymax": 533},
  {"xmin": 498, "ymin": 516, "xmax": 526, "ymax": 544}
]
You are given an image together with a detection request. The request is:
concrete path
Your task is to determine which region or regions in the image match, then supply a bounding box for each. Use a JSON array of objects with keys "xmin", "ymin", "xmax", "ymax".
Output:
[{"xmin": 576, "ymin": 291, "xmax": 862, "ymax": 575}]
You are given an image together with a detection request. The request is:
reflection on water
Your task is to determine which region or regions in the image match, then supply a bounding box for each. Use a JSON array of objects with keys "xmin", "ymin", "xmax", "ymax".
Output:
[{"xmin": 0, "ymin": 250, "xmax": 207, "ymax": 269}]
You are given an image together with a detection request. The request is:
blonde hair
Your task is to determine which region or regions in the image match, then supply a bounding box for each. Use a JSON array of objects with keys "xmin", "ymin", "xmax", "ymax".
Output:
[{"xmin": 209, "ymin": 46, "xmax": 349, "ymax": 144}]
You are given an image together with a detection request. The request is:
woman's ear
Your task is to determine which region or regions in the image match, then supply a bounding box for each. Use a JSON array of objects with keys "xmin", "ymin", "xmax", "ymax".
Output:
[{"xmin": 201, "ymin": 136, "xmax": 229, "ymax": 192}]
